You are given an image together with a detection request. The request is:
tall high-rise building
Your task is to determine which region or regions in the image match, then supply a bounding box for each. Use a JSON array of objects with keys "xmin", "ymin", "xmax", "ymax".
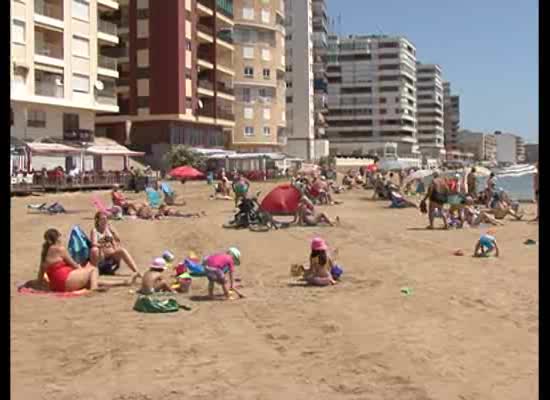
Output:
[
  {"xmin": 11, "ymin": 0, "xmax": 120, "ymax": 141},
  {"xmin": 325, "ymin": 34, "xmax": 419, "ymax": 157},
  {"xmin": 95, "ymin": 0, "xmax": 235, "ymax": 168},
  {"xmin": 232, "ymin": 0, "xmax": 286, "ymax": 152},
  {"xmin": 284, "ymin": 0, "xmax": 329, "ymax": 161},
  {"xmin": 443, "ymin": 81, "xmax": 460, "ymax": 151},
  {"xmin": 416, "ymin": 63, "xmax": 445, "ymax": 159}
]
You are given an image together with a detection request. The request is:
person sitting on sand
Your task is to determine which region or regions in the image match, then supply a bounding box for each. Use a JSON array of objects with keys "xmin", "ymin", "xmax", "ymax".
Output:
[
  {"xmin": 36, "ymin": 229, "xmax": 104, "ymax": 292},
  {"xmin": 294, "ymin": 196, "xmax": 338, "ymax": 227},
  {"xmin": 463, "ymin": 196, "xmax": 504, "ymax": 227},
  {"xmin": 421, "ymin": 171, "xmax": 449, "ymax": 230},
  {"xmin": 485, "ymin": 173, "xmax": 497, "ymax": 207},
  {"xmin": 154, "ymin": 203, "xmax": 204, "ymax": 219},
  {"xmin": 90, "ymin": 212, "xmax": 143, "ymax": 280},
  {"xmin": 304, "ymin": 237, "xmax": 336, "ymax": 286},
  {"xmin": 203, "ymin": 247, "xmax": 240, "ymax": 300},
  {"xmin": 139, "ymin": 258, "xmax": 175, "ymax": 295},
  {"xmin": 342, "ymin": 170, "xmax": 355, "ymax": 188},
  {"xmin": 474, "ymin": 233, "xmax": 500, "ymax": 257},
  {"xmin": 488, "ymin": 195, "xmax": 524, "ymax": 221},
  {"xmin": 111, "ymin": 185, "xmax": 140, "ymax": 215},
  {"xmin": 389, "ymin": 188, "xmax": 418, "ymax": 209}
]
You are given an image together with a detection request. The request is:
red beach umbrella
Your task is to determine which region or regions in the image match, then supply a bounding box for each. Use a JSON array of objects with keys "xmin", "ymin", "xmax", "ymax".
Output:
[{"xmin": 168, "ymin": 166, "xmax": 205, "ymax": 179}]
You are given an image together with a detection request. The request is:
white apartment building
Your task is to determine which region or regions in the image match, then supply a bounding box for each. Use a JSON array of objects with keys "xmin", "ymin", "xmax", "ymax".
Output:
[
  {"xmin": 416, "ymin": 63, "xmax": 445, "ymax": 159},
  {"xmin": 325, "ymin": 35, "xmax": 419, "ymax": 157},
  {"xmin": 443, "ymin": 81, "xmax": 460, "ymax": 151},
  {"xmin": 284, "ymin": 0, "xmax": 315, "ymax": 160},
  {"xmin": 495, "ymin": 131, "xmax": 522, "ymax": 164},
  {"xmin": 11, "ymin": 0, "xmax": 119, "ymax": 142}
]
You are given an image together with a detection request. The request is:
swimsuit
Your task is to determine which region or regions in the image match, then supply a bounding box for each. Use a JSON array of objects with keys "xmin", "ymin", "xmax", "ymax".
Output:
[
  {"xmin": 430, "ymin": 190, "xmax": 447, "ymax": 204},
  {"xmin": 479, "ymin": 235, "xmax": 496, "ymax": 250},
  {"xmin": 46, "ymin": 261, "xmax": 73, "ymax": 292}
]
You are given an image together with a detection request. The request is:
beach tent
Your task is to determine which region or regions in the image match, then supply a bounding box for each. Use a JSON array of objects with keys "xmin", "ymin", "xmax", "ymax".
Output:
[{"xmin": 260, "ymin": 184, "xmax": 302, "ymax": 216}]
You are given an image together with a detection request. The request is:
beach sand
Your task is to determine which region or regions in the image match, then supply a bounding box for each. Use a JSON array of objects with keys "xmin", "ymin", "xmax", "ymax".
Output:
[{"xmin": 11, "ymin": 182, "xmax": 538, "ymax": 400}]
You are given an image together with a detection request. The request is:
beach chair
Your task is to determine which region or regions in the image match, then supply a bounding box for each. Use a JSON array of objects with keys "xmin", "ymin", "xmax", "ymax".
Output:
[
  {"xmin": 146, "ymin": 187, "xmax": 162, "ymax": 208},
  {"xmin": 92, "ymin": 196, "xmax": 121, "ymax": 219},
  {"xmin": 160, "ymin": 182, "xmax": 176, "ymax": 206}
]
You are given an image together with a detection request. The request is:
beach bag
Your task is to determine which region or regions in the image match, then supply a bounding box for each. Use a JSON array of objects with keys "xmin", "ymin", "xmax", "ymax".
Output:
[
  {"xmin": 68, "ymin": 226, "xmax": 91, "ymax": 265},
  {"xmin": 184, "ymin": 258, "xmax": 206, "ymax": 276},
  {"xmin": 133, "ymin": 295, "xmax": 180, "ymax": 313}
]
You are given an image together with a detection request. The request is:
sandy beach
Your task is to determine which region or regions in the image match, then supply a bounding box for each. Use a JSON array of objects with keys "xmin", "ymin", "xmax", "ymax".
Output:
[{"xmin": 10, "ymin": 181, "xmax": 538, "ymax": 400}]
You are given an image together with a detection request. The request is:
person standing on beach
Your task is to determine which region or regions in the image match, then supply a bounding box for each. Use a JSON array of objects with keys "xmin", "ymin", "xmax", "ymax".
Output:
[
  {"xmin": 422, "ymin": 171, "xmax": 449, "ymax": 229},
  {"xmin": 467, "ymin": 168, "xmax": 477, "ymax": 197}
]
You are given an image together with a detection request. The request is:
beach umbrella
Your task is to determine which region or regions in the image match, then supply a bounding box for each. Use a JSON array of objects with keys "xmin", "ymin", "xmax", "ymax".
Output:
[
  {"xmin": 474, "ymin": 166, "xmax": 491, "ymax": 177},
  {"xmin": 168, "ymin": 165, "xmax": 205, "ymax": 179},
  {"xmin": 366, "ymin": 164, "xmax": 378, "ymax": 173},
  {"xmin": 260, "ymin": 184, "xmax": 302, "ymax": 216},
  {"xmin": 403, "ymin": 169, "xmax": 434, "ymax": 185}
]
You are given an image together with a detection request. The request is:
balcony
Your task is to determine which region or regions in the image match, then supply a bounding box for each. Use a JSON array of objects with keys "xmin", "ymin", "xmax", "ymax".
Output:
[
  {"xmin": 96, "ymin": 92, "xmax": 118, "ymax": 105},
  {"xmin": 34, "ymin": 0, "xmax": 63, "ymax": 21},
  {"xmin": 198, "ymin": 80, "xmax": 214, "ymax": 91},
  {"xmin": 216, "ymin": 0, "xmax": 233, "ymax": 18},
  {"xmin": 198, "ymin": 0, "xmax": 214, "ymax": 11},
  {"xmin": 217, "ymin": 82, "xmax": 234, "ymax": 95},
  {"xmin": 35, "ymin": 40, "xmax": 63, "ymax": 60},
  {"xmin": 98, "ymin": 19, "xmax": 118, "ymax": 36},
  {"xmin": 98, "ymin": 55, "xmax": 117, "ymax": 70},
  {"xmin": 35, "ymin": 80, "xmax": 64, "ymax": 98},
  {"xmin": 217, "ymin": 30, "xmax": 233, "ymax": 44},
  {"xmin": 217, "ymin": 108, "xmax": 235, "ymax": 121},
  {"xmin": 198, "ymin": 24, "xmax": 214, "ymax": 37}
]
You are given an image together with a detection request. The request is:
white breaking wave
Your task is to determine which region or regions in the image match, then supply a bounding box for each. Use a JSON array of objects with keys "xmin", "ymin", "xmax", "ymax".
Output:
[{"xmin": 495, "ymin": 165, "xmax": 537, "ymax": 178}]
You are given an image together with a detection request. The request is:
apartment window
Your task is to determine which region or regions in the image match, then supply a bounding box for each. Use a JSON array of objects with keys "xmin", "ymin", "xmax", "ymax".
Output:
[
  {"xmin": 378, "ymin": 42, "xmax": 399, "ymax": 49},
  {"xmin": 72, "ymin": 0, "xmax": 90, "ymax": 22},
  {"xmin": 242, "ymin": 88, "xmax": 251, "ymax": 102},
  {"xmin": 285, "ymin": 34, "xmax": 292, "ymax": 40},
  {"xmin": 263, "ymin": 108, "xmax": 271, "ymax": 120},
  {"xmin": 259, "ymin": 88, "xmax": 268, "ymax": 98},
  {"xmin": 286, "ymin": 81, "xmax": 292, "ymax": 88},
  {"xmin": 263, "ymin": 68, "xmax": 270, "ymax": 79},
  {"xmin": 63, "ymin": 113, "xmax": 79, "ymax": 132},
  {"xmin": 285, "ymin": 65, "xmax": 292, "ymax": 72},
  {"xmin": 28, "ymin": 110, "xmax": 46, "ymax": 128},
  {"xmin": 244, "ymin": 107, "xmax": 253, "ymax": 119},
  {"xmin": 379, "ymin": 98, "xmax": 387, "ymax": 104},
  {"xmin": 261, "ymin": 49, "xmax": 271, "ymax": 61},
  {"xmin": 137, "ymin": 97, "xmax": 149, "ymax": 108},
  {"xmin": 286, "ymin": 96, "xmax": 293, "ymax": 103},
  {"xmin": 72, "ymin": 74, "xmax": 90, "ymax": 93},
  {"xmin": 244, "ymin": 126, "xmax": 254, "ymax": 136},
  {"xmin": 261, "ymin": 10, "xmax": 270, "ymax": 23},
  {"xmin": 137, "ymin": 9, "xmax": 150, "ymax": 19},
  {"xmin": 395, "ymin": 108, "xmax": 400, "ymax": 114},
  {"xmin": 137, "ymin": 0, "xmax": 149, "ymax": 9},
  {"xmin": 12, "ymin": 20, "xmax": 25, "ymax": 44},
  {"xmin": 379, "ymin": 109, "xmax": 387, "ymax": 115},
  {"xmin": 72, "ymin": 36, "xmax": 90, "ymax": 58},
  {"xmin": 263, "ymin": 127, "xmax": 271, "ymax": 136},
  {"xmin": 378, "ymin": 53, "xmax": 399, "ymax": 59},
  {"xmin": 244, "ymin": 66, "xmax": 254, "ymax": 77},
  {"xmin": 243, "ymin": 47, "xmax": 254, "ymax": 59},
  {"xmin": 395, "ymin": 97, "xmax": 400, "ymax": 103},
  {"xmin": 243, "ymin": 8, "xmax": 254, "ymax": 20}
]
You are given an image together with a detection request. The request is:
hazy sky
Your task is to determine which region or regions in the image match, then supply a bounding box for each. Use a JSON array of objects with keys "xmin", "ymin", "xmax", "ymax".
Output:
[{"xmin": 326, "ymin": 0, "xmax": 539, "ymax": 143}]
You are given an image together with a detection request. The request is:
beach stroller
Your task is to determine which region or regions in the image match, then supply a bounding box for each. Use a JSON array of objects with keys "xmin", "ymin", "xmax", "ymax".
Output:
[
  {"xmin": 146, "ymin": 187, "xmax": 162, "ymax": 208},
  {"xmin": 160, "ymin": 182, "xmax": 176, "ymax": 205},
  {"xmin": 67, "ymin": 226, "xmax": 120, "ymax": 275}
]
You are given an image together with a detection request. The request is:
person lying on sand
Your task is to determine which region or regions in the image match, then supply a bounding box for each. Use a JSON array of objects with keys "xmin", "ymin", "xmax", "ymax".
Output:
[
  {"xmin": 487, "ymin": 192, "xmax": 524, "ymax": 221},
  {"xmin": 463, "ymin": 196, "xmax": 504, "ymax": 227},
  {"xmin": 139, "ymin": 258, "xmax": 175, "ymax": 295},
  {"xmin": 90, "ymin": 212, "xmax": 143, "ymax": 280},
  {"xmin": 154, "ymin": 204, "xmax": 204, "ymax": 219},
  {"xmin": 474, "ymin": 233, "xmax": 500, "ymax": 258},
  {"xmin": 304, "ymin": 237, "xmax": 337, "ymax": 286},
  {"xmin": 36, "ymin": 228, "xmax": 114, "ymax": 292},
  {"xmin": 293, "ymin": 196, "xmax": 339, "ymax": 227},
  {"xmin": 203, "ymin": 247, "xmax": 240, "ymax": 300},
  {"xmin": 342, "ymin": 170, "xmax": 356, "ymax": 188}
]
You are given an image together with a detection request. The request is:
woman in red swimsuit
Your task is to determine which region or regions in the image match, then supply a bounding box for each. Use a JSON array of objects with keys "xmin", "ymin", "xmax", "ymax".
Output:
[{"xmin": 37, "ymin": 229, "xmax": 100, "ymax": 292}]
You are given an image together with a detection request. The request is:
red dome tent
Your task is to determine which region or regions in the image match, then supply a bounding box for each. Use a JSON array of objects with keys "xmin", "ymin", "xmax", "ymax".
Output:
[{"xmin": 260, "ymin": 184, "xmax": 302, "ymax": 216}]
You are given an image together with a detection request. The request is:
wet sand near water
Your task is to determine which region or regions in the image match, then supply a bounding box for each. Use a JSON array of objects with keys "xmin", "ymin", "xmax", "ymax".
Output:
[{"xmin": 11, "ymin": 181, "xmax": 538, "ymax": 399}]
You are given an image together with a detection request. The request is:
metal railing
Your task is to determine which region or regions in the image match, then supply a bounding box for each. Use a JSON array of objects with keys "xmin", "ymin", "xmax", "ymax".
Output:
[
  {"xmin": 198, "ymin": 24, "xmax": 213, "ymax": 37},
  {"xmin": 216, "ymin": 0, "xmax": 233, "ymax": 18},
  {"xmin": 98, "ymin": 55, "xmax": 118, "ymax": 70},
  {"xmin": 198, "ymin": 80, "xmax": 214, "ymax": 91},
  {"xmin": 217, "ymin": 82, "xmax": 234, "ymax": 95},
  {"xmin": 35, "ymin": 41, "xmax": 63, "ymax": 59},
  {"xmin": 217, "ymin": 31, "xmax": 233, "ymax": 43},
  {"xmin": 98, "ymin": 19, "xmax": 118, "ymax": 36},
  {"xmin": 198, "ymin": 0, "xmax": 214, "ymax": 9},
  {"xmin": 35, "ymin": 81, "xmax": 64, "ymax": 98},
  {"xmin": 217, "ymin": 109, "xmax": 235, "ymax": 121},
  {"xmin": 34, "ymin": 0, "xmax": 63, "ymax": 20},
  {"xmin": 96, "ymin": 93, "xmax": 118, "ymax": 105}
]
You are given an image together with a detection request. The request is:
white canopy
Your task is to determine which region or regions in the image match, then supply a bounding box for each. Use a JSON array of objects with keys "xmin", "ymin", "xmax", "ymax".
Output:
[
  {"xmin": 26, "ymin": 142, "xmax": 82, "ymax": 155},
  {"xmin": 85, "ymin": 144, "xmax": 145, "ymax": 157}
]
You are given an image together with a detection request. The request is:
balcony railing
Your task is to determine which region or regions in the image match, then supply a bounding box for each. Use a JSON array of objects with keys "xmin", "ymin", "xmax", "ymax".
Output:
[
  {"xmin": 96, "ymin": 93, "xmax": 118, "ymax": 105},
  {"xmin": 198, "ymin": 24, "xmax": 214, "ymax": 37},
  {"xmin": 217, "ymin": 109, "xmax": 235, "ymax": 121},
  {"xmin": 98, "ymin": 55, "xmax": 118, "ymax": 70},
  {"xmin": 198, "ymin": 80, "xmax": 214, "ymax": 91},
  {"xmin": 217, "ymin": 82, "xmax": 234, "ymax": 95},
  {"xmin": 98, "ymin": 19, "xmax": 118, "ymax": 36},
  {"xmin": 34, "ymin": 0, "xmax": 63, "ymax": 20},
  {"xmin": 35, "ymin": 81, "xmax": 64, "ymax": 98},
  {"xmin": 198, "ymin": 0, "xmax": 214, "ymax": 9},
  {"xmin": 35, "ymin": 41, "xmax": 63, "ymax": 59},
  {"xmin": 217, "ymin": 31, "xmax": 233, "ymax": 44}
]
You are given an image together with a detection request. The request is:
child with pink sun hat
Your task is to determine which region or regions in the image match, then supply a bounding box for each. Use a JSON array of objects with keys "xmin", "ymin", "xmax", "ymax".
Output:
[{"xmin": 306, "ymin": 237, "xmax": 337, "ymax": 286}]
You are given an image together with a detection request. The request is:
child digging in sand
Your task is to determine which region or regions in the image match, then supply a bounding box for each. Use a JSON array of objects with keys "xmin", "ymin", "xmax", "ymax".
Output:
[
  {"xmin": 203, "ymin": 247, "xmax": 240, "ymax": 300},
  {"xmin": 139, "ymin": 257, "xmax": 175, "ymax": 294},
  {"xmin": 305, "ymin": 237, "xmax": 337, "ymax": 286},
  {"xmin": 474, "ymin": 232, "xmax": 500, "ymax": 258}
]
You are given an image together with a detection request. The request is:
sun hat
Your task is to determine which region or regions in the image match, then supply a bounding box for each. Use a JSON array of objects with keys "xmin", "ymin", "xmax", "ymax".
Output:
[
  {"xmin": 311, "ymin": 237, "xmax": 328, "ymax": 251},
  {"xmin": 150, "ymin": 257, "xmax": 167, "ymax": 271},
  {"xmin": 228, "ymin": 247, "xmax": 241, "ymax": 265}
]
